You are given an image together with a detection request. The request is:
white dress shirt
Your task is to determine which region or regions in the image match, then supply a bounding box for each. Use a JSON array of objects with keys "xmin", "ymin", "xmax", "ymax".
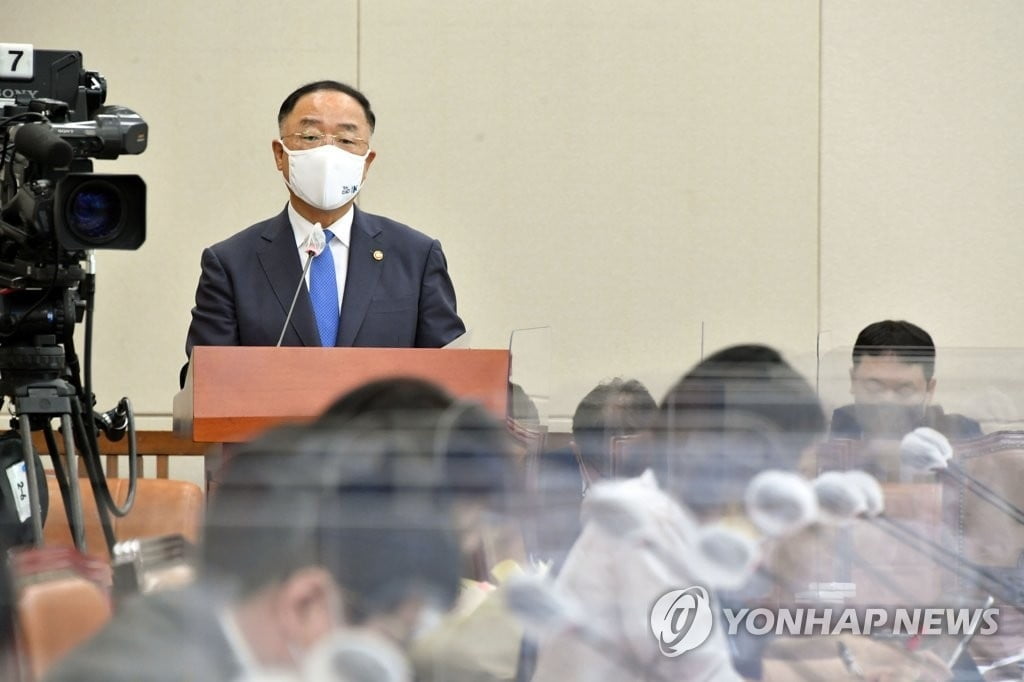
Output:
[
  {"xmin": 218, "ymin": 608, "xmax": 263, "ymax": 677},
  {"xmin": 288, "ymin": 202, "xmax": 352, "ymax": 315}
]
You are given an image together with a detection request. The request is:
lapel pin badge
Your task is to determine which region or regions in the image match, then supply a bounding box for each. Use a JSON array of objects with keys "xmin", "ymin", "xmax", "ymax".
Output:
[{"xmin": 372, "ymin": 249, "xmax": 384, "ymax": 261}]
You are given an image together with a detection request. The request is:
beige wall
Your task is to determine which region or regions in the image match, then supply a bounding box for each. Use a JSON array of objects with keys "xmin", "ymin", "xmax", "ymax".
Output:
[
  {"xmin": 819, "ymin": 1, "xmax": 1024, "ymax": 349},
  {"xmin": 359, "ymin": 1, "xmax": 820, "ymax": 422},
  {"xmin": 5, "ymin": 1, "xmax": 1020, "ymax": 438},
  {"xmin": 818, "ymin": 1, "xmax": 1024, "ymax": 416}
]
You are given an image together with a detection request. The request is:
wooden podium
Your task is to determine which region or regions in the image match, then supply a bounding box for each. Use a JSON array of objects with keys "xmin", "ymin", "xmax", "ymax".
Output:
[{"xmin": 173, "ymin": 346, "xmax": 511, "ymax": 444}]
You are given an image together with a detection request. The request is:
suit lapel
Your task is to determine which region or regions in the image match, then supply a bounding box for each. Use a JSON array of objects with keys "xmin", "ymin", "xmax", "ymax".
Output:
[
  {"xmin": 337, "ymin": 206, "xmax": 384, "ymax": 346},
  {"xmin": 256, "ymin": 209, "xmax": 319, "ymax": 346}
]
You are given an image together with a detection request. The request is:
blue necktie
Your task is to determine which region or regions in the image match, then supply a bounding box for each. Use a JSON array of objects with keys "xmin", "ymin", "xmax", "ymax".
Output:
[{"xmin": 309, "ymin": 228, "xmax": 339, "ymax": 346}]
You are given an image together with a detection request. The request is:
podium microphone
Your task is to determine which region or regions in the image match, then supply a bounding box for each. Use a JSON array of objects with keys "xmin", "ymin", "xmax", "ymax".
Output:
[{"xmin": 276, "ymin": 225, "xmax": 326, "ymax": 347}]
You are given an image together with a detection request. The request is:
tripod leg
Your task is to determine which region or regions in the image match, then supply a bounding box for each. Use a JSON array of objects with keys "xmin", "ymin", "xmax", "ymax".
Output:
[
  {"xmin": 16, "ymin": 415, "xmax": 44, "ymax": 547},
  {"xmin": 72, "ymin": 410, "xmax": 117, "ymax": 558},
  {"xmin": 43, "ymin": 424, "xmax": 71, "ymax": 513},
  {"xmin": 59, "ymin": 415, "xmax": 87, "ymax": 552},
  {"xmin": 43, "ymin": 422, "xmax": 88, "ymax": 551}
]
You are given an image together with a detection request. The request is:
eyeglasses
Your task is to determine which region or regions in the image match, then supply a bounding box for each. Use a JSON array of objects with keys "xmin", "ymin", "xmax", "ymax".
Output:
[{"xmin": 282, "ymin": 130, "xmax": 369, "ymax": 154}]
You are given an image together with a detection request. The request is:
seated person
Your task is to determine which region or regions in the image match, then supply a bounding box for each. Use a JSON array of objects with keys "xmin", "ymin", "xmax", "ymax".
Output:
[
  {"xmin": 532, "ymin": 345, "xmax": 826, "ymax": 682},
  {"xmin": 532, "ymin": 378, "xmax": 656, "ymax": 570},
  {"xmin": 45, "ymin": 412, "xmax": 489, "ymax": 682},
  {"xmin": 830, "ymin": 320, "xmax": 982, "ymax": 441},
  {"xmin": 319, "ymin": 375, "xmax": 455, "ymax": 421},
  {"xmin": 532, "ymin": 346, "xmax": 953, "ymax": 681},
  {"xmin": 318, "ymin": 376, "xmax": 518, "ymax": 566},
  {"xmin": 543, "ymin": 378, "xmax": 657, "ymax": 496}
]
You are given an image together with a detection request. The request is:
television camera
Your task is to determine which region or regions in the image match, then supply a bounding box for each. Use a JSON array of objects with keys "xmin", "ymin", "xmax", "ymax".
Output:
[{"xmin": 0, "ymin": 45, "xmax": 147, "ymax": 556}]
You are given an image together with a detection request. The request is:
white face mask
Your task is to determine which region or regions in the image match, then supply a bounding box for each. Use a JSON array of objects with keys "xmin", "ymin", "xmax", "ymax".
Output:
[{"xmin": 281, "ymin": 143, "xmax": 370, "ymax": 211}]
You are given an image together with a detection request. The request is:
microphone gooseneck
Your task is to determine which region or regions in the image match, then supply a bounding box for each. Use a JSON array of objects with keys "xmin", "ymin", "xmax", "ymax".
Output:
[{"xmin": 276, "ymin": 224, "xmax": 327, "ymax": 347}]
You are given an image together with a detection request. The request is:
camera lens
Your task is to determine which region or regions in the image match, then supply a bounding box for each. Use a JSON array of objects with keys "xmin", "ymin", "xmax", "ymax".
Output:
[
  {"xmin": 65, "ymin": 180, "xmax": 123, "ymax": 243},
  {"xmin": 55, "ymin": 173, "xmax": 146, "ymax": 251}
]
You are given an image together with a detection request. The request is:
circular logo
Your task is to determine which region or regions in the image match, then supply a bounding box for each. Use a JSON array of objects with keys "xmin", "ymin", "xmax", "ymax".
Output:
[{"xmin": 649, "ymin": 586, "xmax": 714, "ymax": 657}]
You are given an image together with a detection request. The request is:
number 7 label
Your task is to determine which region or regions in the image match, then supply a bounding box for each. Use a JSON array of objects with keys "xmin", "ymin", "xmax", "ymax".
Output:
[{"xmin": 0, "ymin": 43, "xmax": 34, "ymax": 80}]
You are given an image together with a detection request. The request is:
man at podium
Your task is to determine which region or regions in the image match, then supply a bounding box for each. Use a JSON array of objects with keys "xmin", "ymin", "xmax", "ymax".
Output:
[{"xmin": 182, "ymin": 80, "xmax": 465, "ymax": 386}]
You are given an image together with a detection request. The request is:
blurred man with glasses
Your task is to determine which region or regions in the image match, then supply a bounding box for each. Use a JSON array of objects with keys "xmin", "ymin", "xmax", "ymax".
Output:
[
  {"xmin": 830, "ymin": 319, "xmax": 982, "ymax": 441},
  {"xmin": 182, "ymin": 81, "xmax": 465, "ymax": 385}
]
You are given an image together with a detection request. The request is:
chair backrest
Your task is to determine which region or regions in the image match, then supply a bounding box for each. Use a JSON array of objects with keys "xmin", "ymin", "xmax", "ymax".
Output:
[
  {"xmin": 110, "ymin": 478, "xmax": 204, "ymax": 545},
  {"xmin": 954, "ymin": 431, "xmax": 1024, "ymax": 569},
  {"xmin": 808, "ymin": 439, "xmax": 948, "ymax": 605},
  {"xmin": 43, "ymin": 476, "xmax": 204, "ymax": 559},
  {"xmin": 609, "ymin": 432, "xmax": 653, "ymax": 477},
  {"xmin": 10, "ymin": 547, "xmax": 112, "ymax": 681},
  {"xmin": 950, "ymin": 431, "xmax": 1024, "ymax": 673},
  {"xmin": 506, "ymin": 417, "xmax": 547, "ymax": 494},
  {"xmin": 43, "ymin": 477, "xmax": 106, "ymax": 558},
  {"xmin": 813, "ymin": 433, "xmax": 1024, "ymax": 671}
]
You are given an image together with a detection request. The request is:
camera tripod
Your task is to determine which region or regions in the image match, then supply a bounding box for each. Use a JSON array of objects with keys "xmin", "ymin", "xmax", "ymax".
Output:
[{"xmin": 1, "ymin": 342, "xmax": 118, "ymax": 556}]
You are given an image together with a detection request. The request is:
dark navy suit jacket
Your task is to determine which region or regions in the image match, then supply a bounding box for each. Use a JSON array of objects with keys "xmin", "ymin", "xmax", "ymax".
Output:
[{"xmin": 182, "ymin": 205, "xmax": 465, "ymax": 385}]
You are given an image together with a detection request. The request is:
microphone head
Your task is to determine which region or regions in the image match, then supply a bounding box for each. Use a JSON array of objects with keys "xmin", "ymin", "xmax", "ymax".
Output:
[
  {"xmin": 744, "ymin": 471, "xmax": 818, "ymax": 538},
  {"xmin": 583, "ymin": 469, "xmax": 696, "ymax": 540},
  {"xmin": 692, "ymin": 523, "xmax": 761, "ymax": 590},
  {"xmin": 302, "ymin": 224, "xmax": 327, "ymax": 256},
  {"xmin": 843, "ymin": 470, "xmax": 885, "ymax": 517},
  {"xmin": 584, "ymin": 489, "xmax": 646, "ymax": 538},
  {"xmin": 812, "ymin": 472, "xmax": 866, "ymax": 523},
  {"xmin": 900, "ymin": 427, "xmax": 952, "ymax": 473},
  {"xmin": 13, "ymin": 123, "xmax": 73, "ymax": 167},
  {"xmin": 302, "ymin": 629, "xmax": 411, "ymax": 682}
]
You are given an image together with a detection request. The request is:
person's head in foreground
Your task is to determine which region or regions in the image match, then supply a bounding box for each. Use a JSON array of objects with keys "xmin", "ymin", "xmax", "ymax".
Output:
[
  {"xmin": 202, "ymin": 415, "xmax": 470, "ymax": 680},
  {"xmin": 318, "ymin": 377, "xmax": 516, "ymax": 544},
  {"xmin": 655, "ymin": 344, "xmax": 826, "ymax": 518}
]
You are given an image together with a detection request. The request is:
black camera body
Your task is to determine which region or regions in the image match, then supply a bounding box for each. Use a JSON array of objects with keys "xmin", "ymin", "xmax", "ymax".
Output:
[
  {"xmin": 0, "ymin": 48, "xmax": 146, "ymax": 346},
  {"xmin": 0, "ymin": 48, "xmax": 146, "ymax": 557}
]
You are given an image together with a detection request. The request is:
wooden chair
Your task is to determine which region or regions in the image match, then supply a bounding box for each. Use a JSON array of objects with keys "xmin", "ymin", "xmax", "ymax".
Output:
[
  {"xmin": 506, "ymin": 417, "xmax": 547, "ymax": 493},
  {"xmin": 9, "ymin": 547, "xmax": 112, "ymax": 681},
  {"xmin": 609, "ymin": 432, "xmax": 653, "ymax": 477},
  {"xmin": 812, "ymin": 433, "xmax": 1024, "ymax": 674},
  {"xmin": 43, "ymin": 475, "xmax": 203, "ymax": 560},
  {"xmin": 949, "ymin": 431, "xmax": 1024, "ymax": 675},
  {"xmin": 808, "ymin": 439, "xmax": 951, "ymax": 605}
]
